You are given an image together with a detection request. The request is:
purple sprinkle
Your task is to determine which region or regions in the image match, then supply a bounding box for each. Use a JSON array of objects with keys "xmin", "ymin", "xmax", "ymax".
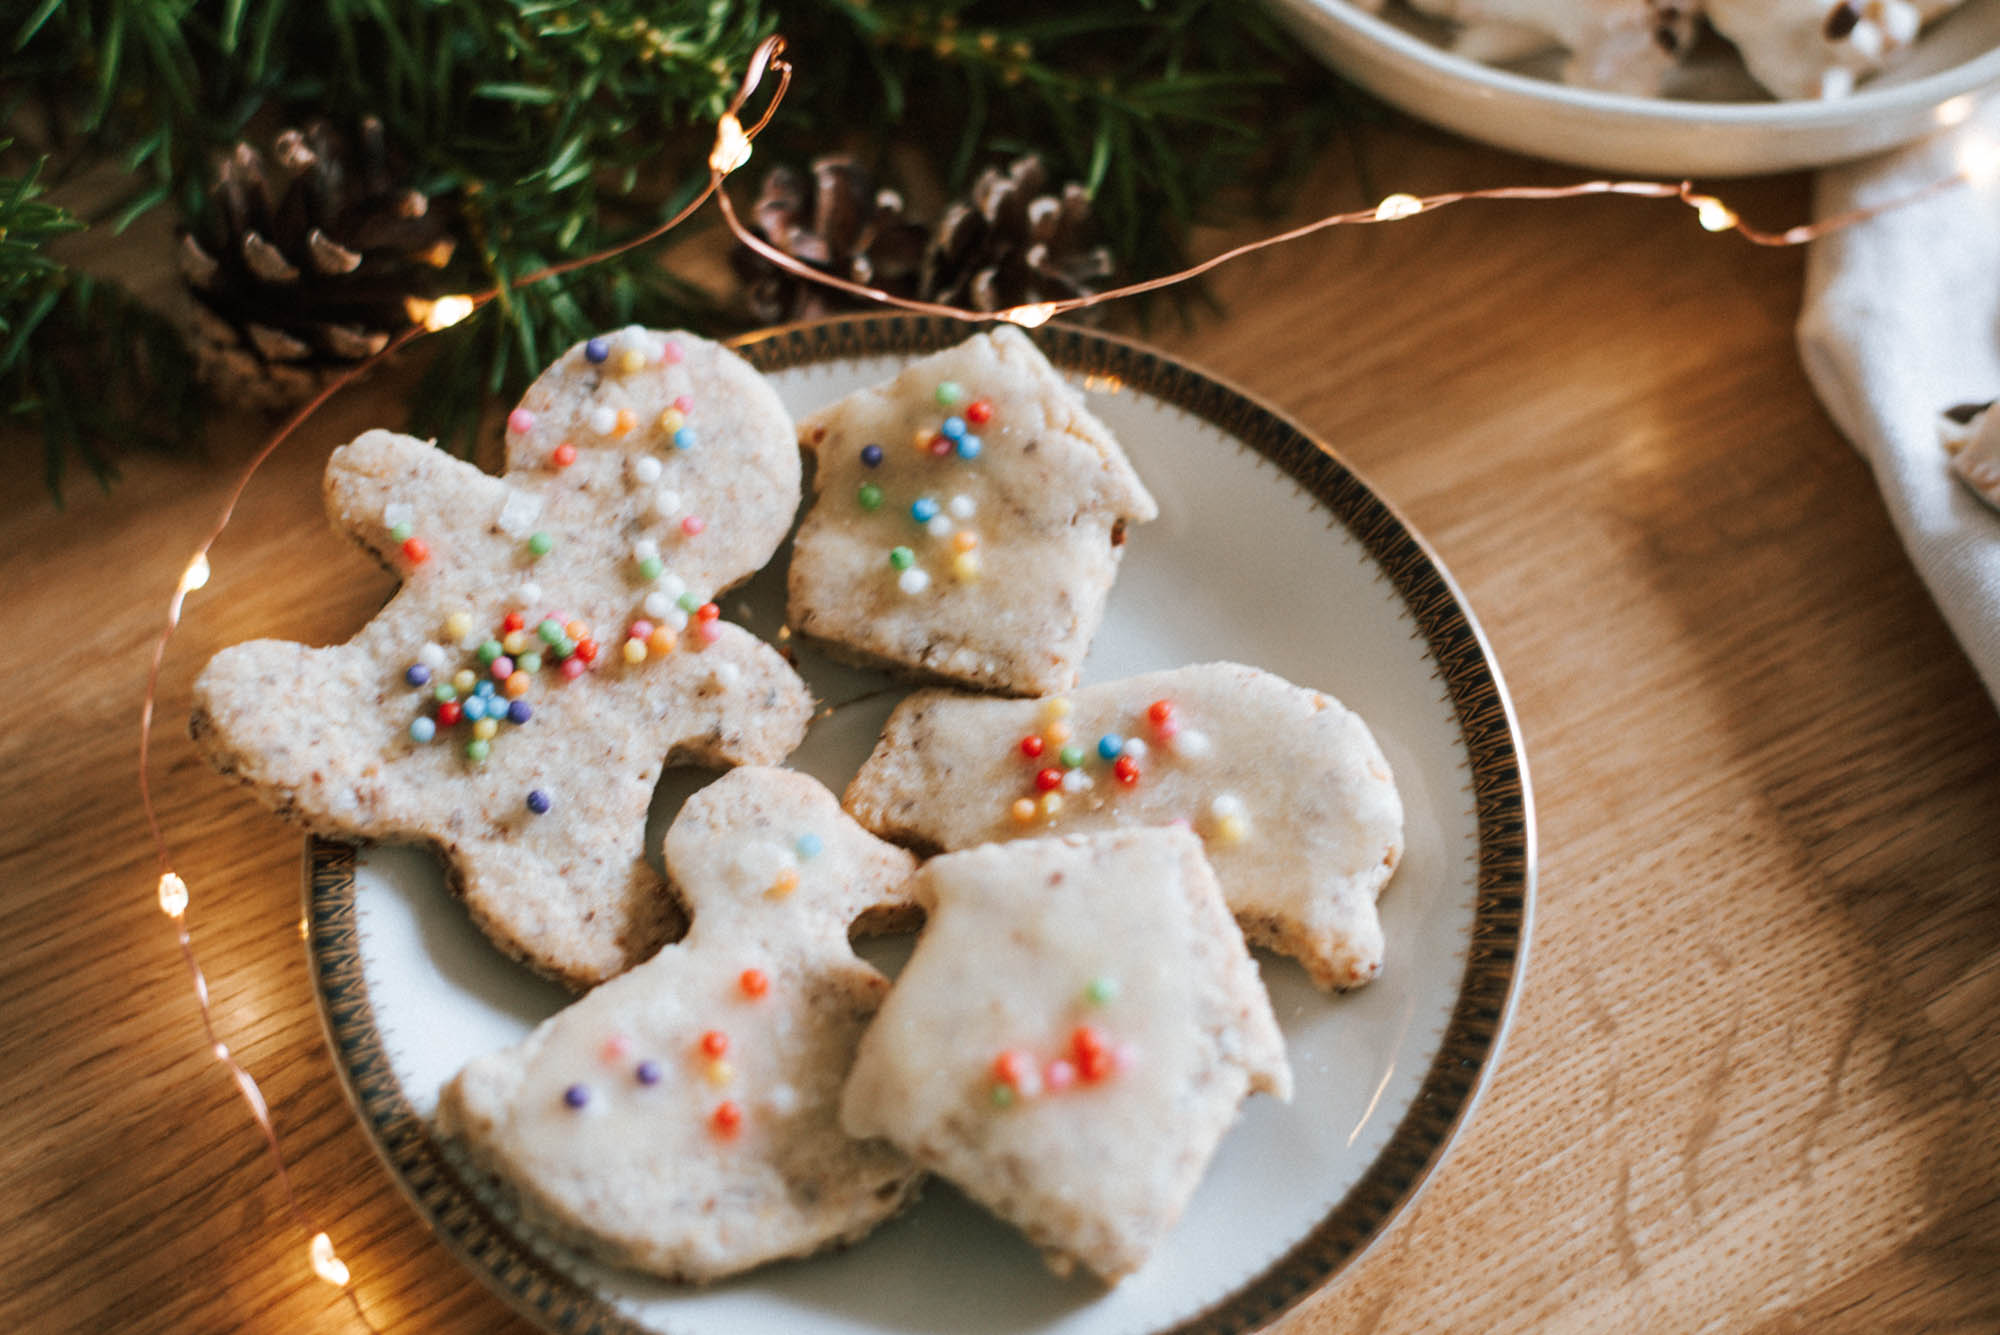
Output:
[
  {"xmin": 860, "ymin": 444, "xmax": 883, "ymax": 468},
  {"xmin": 508, "ymin": 699, "xmax": 533, "ymax": 725},
  {"xmin": 635, "ymin": 1059, "xmax": 661, "ymax": 1086},
  {"xmin": 563, "ymin": 1083, "xmax": 589, "ymax": 1109},
  {"xmin": 584, "ymin": 336, "xmax": 610, "ymax": 364},
  {"xmin": 526, "ymin": 789, "xmax": 552, "ymax": 815},
  {"xmin": 405, "ymin": 664, "xmax": 431, "ymax": 687}
]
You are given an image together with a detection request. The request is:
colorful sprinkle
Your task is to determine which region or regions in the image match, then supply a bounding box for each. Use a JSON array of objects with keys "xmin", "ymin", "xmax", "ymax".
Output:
[
  {"xmin": 638, "ymin": 556, "xmax": 664, "ymax": 580},
  {"xmin": 507, "ymin": 408, "xmax": 536, "ymax": 435},
  {"xmin": 990, "ymin": 1083, "xmax": 1017, "ymax": 1109},
  {"xmin": 951, "ymin": 551, "xmax": 981, "ymax": 581},
  {"xmin": 491, "ymin": 656, "xmax": 514, "ymax": 679},
  {"xmin": 409, "ymin": 718, "xmax": 435, "ymax": 743},
  {"xmin": 928, "ymin": 434, "xmax": 953, "ymax": 457},
  {"xmin": 452, "ymin": 668, "xmax": 477, "ymax": 694},
  {"xmin": 436, "ymin": 700, "xmax": 462, "ymax": 726},
  {"xmin": 389, "ymin": 522, "xmax": 413, "ymax": 543},
  {"xmin": 1058, "ymin": 745, "xmax": 1085, "ymax": 770},
  {"xmin": 681, "ymin": 515, "xmax": 706, "ymax": 536},
  {"xmin": 551, "ymin": 441, "xmax": 577, "ymax": 468},
  {"xmin": 465, "ymin": 738, "xmax": 491, "ymax": 762},
  {"xmin": 860, "ymin": 444, "xmax": 883, "ymax": 467},
  {"xmin": 935, "ymin": 381, "xmax": 964, "ymax": 407},
  {"xmin": 941, "ymin": 416, "xmax": 967, "ymax": 441},
  {"xmin": 616, "ymin": 346, "xmax": 647, "ymax": 375},
  {"xmin": 965, "ymin": 398, "xmax": 993, "ymax": 425},
  {"xmin": 739, "ymin": 968, "xmax": 769, "ymax": 999},
  {"xmin": 898, "ymin": 568, "xmax": 931, "ymax": 595},
  {"xmin": 560, "ymin": 657, "xmax": 587, "ymax": 680},
  {"xmin": 614, "ymin": 408, "xmax": 637, "ymax": 436},
  {"xmin": 911, "ymin": 496, "xmax": 940, "ymax": 523},
  {"xmin": 526, "ymin": 789, "xmax": 551, "ymax": 814},
  {"xmin": 635, "ymin": 1059, "xmax": 661, "ymax": 1086},
  {"xmin": 462, "ymin": 695, "xmax": 488, "ymax": 722},
  {"xmin": 588, "ymin": 405, "xmax": 617, "ymax": 435},
  {"xmin": 673, "ymin": 394, "xmax": 693, "ymax": 413},
  {"xmin": 1011, "ymin": 798, "xmax": 1037, "ymax": 822},
  {"xmin": 955, "ymin": 435, "xmax": 982, "ymax": 460},
  {"xmin": 1044, "ymin": 720, "xmax": 1071, "ymax": 747},
  {"xmin": 632, "ymin": 455, "xmax": 664, "ymax": 484},
  {"xmin": 401, "ymin": 537, "xmax": 430, "ymax": 564},
  {"xmin": 1085, "ymin": 976, "xmax": 1119, "ymax": 1005},
  {"xmin": 699, "ymin": 1030, "xmax": 729, "ymax": 1059},
  {"xmin": 507, "ymin": 700, "xmax": 533, "ymax": 724},
  {"xmin": 584, "ymin": 337, "xmax": 610, "ymax": 363},
  {"xmin": 622, "ymin": 638, "xmax": 647, "ymax": 664},
  {"xmin": 992, "ymin": 1050, "xmax": 1039, "ymax": 1094},
  {"xmin": 795, "ymin": 833, "xmax": 823, "ymax": 860},
  {"xmin": 646, "ymin": 627, "xmax": 676, "ymax": 655},
  {"xmin": 951, "ymin": 530, "xmax": 979, "ymax": 552},
  {"xmin": 517, "ymin": 651, "xmax": 543, "ymax": 674},
  {"xmin": 948, "ymin": 494, "xmax": 976, "ymax": 520},
  {"xmin": 662, "ymin": 339, "xmax": 684, "ymax": 365},
  {"xmin": 704, "ymin": 1059, "xmax": 734, "ymax": 1087},
  {"xmin": 711, "ymin": 1101, "xmax": 742, "ymax": 1138},
  {"xmin": 1035, "ymin": 768, "xmax": 1063, "ymax": 792},
  {"xmin": 767, "ymin": 868, "xmax": 799, "ymax": 899},
  {"xmin": 563, "ymin": 1083, "xmax": 590, "ymax": 1110},
  {"xmin": 1043, "ymin": 1058, "xmax": 1077, "ymax": 1092},
  {"xmin": 857, "ymin": 483, "xmax": 884, "ymax": 511},
  {"xmin": 405, "ymin": 664, "xmax": 431, "ymax": 687},
  {"xmin": 1113, "ymin": 755, "xmax": 1140, "ymax": 786},
  {"xmin": 504, "ymin": 672, "xmax": 532, "ymax": 699},
  {"xmin": 1096, "ymin": 734, "xmax": 1124, "ymax": 761},
  {"xmin": 1040, "ymin": 792, "xmax": 1064, "ymax": 817},
  {"xmin": 1019, "ymin": 735, "xmax": 1045, "ymax": 759},
  {"xmin": 888, "ymin": 546, "xmax": 915, "ymax": 571},
  {"xmin": 673, "ymin": 427, "xmax": 697, "ymax": 450}
]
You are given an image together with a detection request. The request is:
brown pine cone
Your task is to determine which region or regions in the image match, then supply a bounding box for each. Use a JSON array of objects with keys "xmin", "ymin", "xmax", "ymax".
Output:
[
  {"xmin": 731, "ymin": 157, "xmax": 928, "ymax": 325},
  {"xmin": 921, "ymin": 156, "xmax": 1113, "ymax": 314}
]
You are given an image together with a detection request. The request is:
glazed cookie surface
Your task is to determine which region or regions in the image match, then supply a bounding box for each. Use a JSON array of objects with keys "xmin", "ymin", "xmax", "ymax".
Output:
[
  {"xmin": 787, "ymin": 326, "xmax": 1157, "ymax": 696},
  {"xmin": 191, "ymin": 329, "xmax": 813, "ymax": 988},
  {"xmin": 844, "ymin": 661, "xmax": 1403, "ymax": 990},
  {"xmin": 840, "ymin": 827, "xmax": 1289, "ymax": 1283},
  {"xmin": 437, "ymin": 767, "xmax": 923, "ymax": 1282}
]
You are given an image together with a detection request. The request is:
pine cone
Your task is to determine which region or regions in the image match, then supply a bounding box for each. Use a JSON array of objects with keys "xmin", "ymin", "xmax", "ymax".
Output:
[
  {"xmin": 731, "ymin": 157, "xmax": 928, "ymax": 325},
  {"xmin": 922, "ymin": 156, "xmax": 1112, "ymax": 315},
  {"xmin": 178, "ymin": 118, "xmax": 456, "ymax": 413}
]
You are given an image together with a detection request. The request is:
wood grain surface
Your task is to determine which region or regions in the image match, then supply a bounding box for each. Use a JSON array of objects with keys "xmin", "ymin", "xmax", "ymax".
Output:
[{"xmin": 6, "ymin": 118, "xmax": 2000, "ymax": 1334}]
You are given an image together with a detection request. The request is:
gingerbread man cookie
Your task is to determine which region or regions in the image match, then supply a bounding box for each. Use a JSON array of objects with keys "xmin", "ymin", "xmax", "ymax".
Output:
[
  {"xmin": 787, "ymin": 326, "xmax": 1157, "ymax": 696},
  {"xmin": 840, "ymin": 827, "xmax": 1289, "ymax": 1282},
  {"xmin": 843, "ymin": 662, "xmax": 1403, "ymax": 990},
  {"xmin": 192, "ymin": 329, "xmax": 813, "ymax": 988},
  {"xmin": 437, "ymin": 767, "xmax": 922, "ymax": 1282}
]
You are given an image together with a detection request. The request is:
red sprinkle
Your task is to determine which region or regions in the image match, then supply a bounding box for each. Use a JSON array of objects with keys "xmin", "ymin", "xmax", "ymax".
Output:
[
  {"xmin": 711, "ymin": 1101, "xmax": 742, "ymax": 1138},
  {"xmin": 401, "ymin": 537, "xmax": 430, "ymax": 565},
  {"xmin": 699, "ymin": 1030, "xmax": 729, "ymax": 1059},
  {"xmin": 928, "ymin": 434, "xmax": 953, "ymax": 457},
  {"xmin": 1034, "ymin": 767, "xmax": 1063, "ymax": 792},
  {"xmin": 965, "ymin": 398, "xmax": 994, "ymax": 425},
  {"xmin": 436, "ymin": 700, "xmax": 463, "ymax": 726},
  {"xmin": 681, "ymin": 515, "xmax": 706, "ymax": 536},
  {"xmin": 560, "ymin": 657, "xmax": 586, "ymax": 680},
  {"xmin": 738, "ymin": 968, "xmax": 768, "ymax": 999},
  {"xmin": 1019, "ymin": 735, "xmax": 1045, "ymax": 759},
  {"xmin": 1146, "ymin": 700, "xmax": 1175, "ymax": 727},
  {"xmin": 503, "ymin": 611, "xmax": 525, "ymax": 633},
  {"xmin": 697, "ymin": 602, "xmax": 721, "ymax": 622},
  {"xmin": 551, "ymin": 441, "xmax": 577, "ymax": 468},
  {"xmin": 673, "ymin": 394, "xmax": 693, "ymax": 413},
  {"xmin": 1071, "ymin": 1025, "xmax": 1107, "ymax": 1060},
  {"xmin": 992, "ymin": 1049, "xmax": 1036, "ymax": 1089},
  {"xmin": 1079, "ymin": 1045, "xmax": 1115, "ymax": 1083},
  {"xmin": 575, "ymin": 638, "xmax": 599, "ymax": 664},
  {"xmin": 1113, "ymin": 755, "xmax": 1139, "ymax": 786}
]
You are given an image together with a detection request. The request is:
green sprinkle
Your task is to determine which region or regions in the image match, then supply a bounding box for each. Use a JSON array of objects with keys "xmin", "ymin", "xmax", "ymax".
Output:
[
  {"xmin": 857, "ymin": 482, "xmax": 883, "ymax": 511},
  {"xmin": 537, "ymin": 618, "xmax": 564, "ymax": 644},
  {"xmin": 889, "ymin": 546, "xmax": 915, "ymax": 571},
  {"xmin": 389, "ymin": 522, "xmax": 413, "ymax": 543},
  {"xmin": 517, "ymin": 652, "xmax": 543, "ymax": 673},
  {"xmin": 677, "ymin": 591, "xmax": 702, "ymax": 614},
  {"xmin": 465, "ymin": 738, "xmax": 491, "ymax": 762},
  {"xmin": 433, "ymin": 683, "xmax": 457, "ymax": 703},
  {"xmin": 554, "ymin": 637, "xmax": 576, "ymax": 659},
  {"xmin": 476, "ymin": 639, "xmax": 503, "ymax": 664},
  {"xmin": 638, "ymin": 556, "xmax": 664, "ymax": 580},
  {"xmin": 989, "ymin": 1082, "xmax": 1015, "ymax": 1109},
  {"xmin": 527, "ymin": 531, "xmax": 553, "ymax": 557},
  {"xmin": 935, "ymin": 381, "xmax": 964, "ymax": 407},
  {"xmin": 1059, "ymin": 745, "xmax": 1085, "ymax": 769},
  {"xmin": 1085, "ymin": 976, "xmax": 1118, "ymax": 1006}
]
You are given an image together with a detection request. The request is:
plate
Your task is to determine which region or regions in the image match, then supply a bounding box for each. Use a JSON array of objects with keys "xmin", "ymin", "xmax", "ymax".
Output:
[
  {"xmin": 305, "ymin": 316, "xmax": 1534, "ymax": 1335},
  {"xmin": 1267, "ymin": 0, "xmax": 2000, "ymax": 176}
]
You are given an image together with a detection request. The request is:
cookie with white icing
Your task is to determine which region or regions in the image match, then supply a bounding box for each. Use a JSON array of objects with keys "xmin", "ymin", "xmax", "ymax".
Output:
[
  {"xmin": 787, "ymin": 326, "xmax": 1157, "ymax": 696},
  {"xmin": 840, "ymin": 827, "xmax": 1290, "ymax": 1283},
  {"xmin": 437, "ymin": 767, "xmax": 923, "ymax": 1281},
  {"xmin": 191, "ymin": 329, "xmax": 813, "ymax": 989},
  {"xmin": 843, "ymin": 662, "xmax": 1403, "ymax": 990},
  {"xmin": 1707, "ymin": 0, "xmax": 1961, "ymax": 100}
]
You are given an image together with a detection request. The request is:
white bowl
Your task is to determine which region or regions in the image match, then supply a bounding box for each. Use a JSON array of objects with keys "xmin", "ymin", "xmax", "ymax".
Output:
[{"xmin": 1268, "ymin": 0, "xmax": 2000, "ymax": 176}]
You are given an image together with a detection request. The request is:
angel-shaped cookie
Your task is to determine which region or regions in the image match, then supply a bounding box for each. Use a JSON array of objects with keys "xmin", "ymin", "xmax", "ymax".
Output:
[
  {"xmin": 844, "ymin": 662, "xmax": 1403, "ymax": 990},
  {"xmin": 192, "ymin": 330, "xmax": 812, "ymax": 988},
  {"xmin": 437, "ymin": 767, "xmax": 922, "ymax": 1280}
]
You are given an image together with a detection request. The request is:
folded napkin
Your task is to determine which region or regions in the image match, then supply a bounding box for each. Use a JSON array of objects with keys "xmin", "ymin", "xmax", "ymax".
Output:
[{"xmin": 1798, "ymin": 99, "xmax": 2000, "ymax": 709}]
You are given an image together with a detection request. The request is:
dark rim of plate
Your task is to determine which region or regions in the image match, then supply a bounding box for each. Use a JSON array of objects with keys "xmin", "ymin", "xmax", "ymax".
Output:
[{"xmin": 306, "ymin": 313, "xmax": 1535, "ymax": 1335}]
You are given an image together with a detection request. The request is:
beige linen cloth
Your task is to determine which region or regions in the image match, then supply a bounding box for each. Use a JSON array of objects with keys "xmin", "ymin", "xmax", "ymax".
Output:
[{"xmin": 1798, "ymin": 98, "xmax": 2000, "ymax": 708}]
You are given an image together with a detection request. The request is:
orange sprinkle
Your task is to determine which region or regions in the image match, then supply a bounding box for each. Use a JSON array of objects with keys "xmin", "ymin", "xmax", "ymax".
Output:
[
  {"xmin": 646, "ymin": 627, "xmax": 676, "ymax": 655},
  {"xmin": 503, "ymin": 673, "xmax": 532, "ymax": 699},
  {"xmin": 952, "ymin": 530, "xmax": 978, "ymax": 552},
  {"xmin": 766, "ymin": 868, "xmax": 799, "ymax": 899},
  {"xmin": 613, "ymin": 408, "xmax": 636, "ymax": 436},
  {"xmin": 711, "ymin": 1101, "xmax": 742, "ymax": 1138}
]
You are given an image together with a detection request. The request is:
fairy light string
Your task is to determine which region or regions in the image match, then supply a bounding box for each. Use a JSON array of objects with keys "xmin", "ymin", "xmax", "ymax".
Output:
[{"xmin": 135, "ymin": 28, "xmax": 1992, "ymax": 1328}]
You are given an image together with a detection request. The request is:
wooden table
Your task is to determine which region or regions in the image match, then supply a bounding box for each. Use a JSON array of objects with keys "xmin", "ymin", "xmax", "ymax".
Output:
[{"xmin": 7, "ymin": 120, "xmax": 2000, "ymax": 1334}]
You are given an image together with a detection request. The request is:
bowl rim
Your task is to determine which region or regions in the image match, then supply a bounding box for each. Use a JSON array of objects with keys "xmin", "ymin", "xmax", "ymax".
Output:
[{"xmin": 1293, "ymin": 0, "xmax": 2000, "ymax": 131}]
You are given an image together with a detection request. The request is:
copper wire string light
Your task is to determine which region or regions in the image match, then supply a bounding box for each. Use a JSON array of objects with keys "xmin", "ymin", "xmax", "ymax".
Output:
[{"xmin": 134, "ymin": 31, "xmax": 1987, "ymax": 1328}]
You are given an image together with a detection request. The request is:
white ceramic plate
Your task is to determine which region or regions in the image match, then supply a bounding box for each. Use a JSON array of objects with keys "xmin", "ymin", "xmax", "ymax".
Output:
[
  {"xmin": 307, "ymin": 317, "xmax": 1533, "ymax": 1335},
  {"xmin": 1268, "ymin": 0, "xmax": 2000, "ymax": 176}
]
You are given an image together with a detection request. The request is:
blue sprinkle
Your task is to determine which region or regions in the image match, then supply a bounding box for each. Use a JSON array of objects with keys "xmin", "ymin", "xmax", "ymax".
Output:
[
  {"xmin": 955, "ymin": 434, "xmax": 982, "ymax": 460},
  {"xmin": 562, "ymin": 1082, "xmax": 589, "ymax": 1109},
  {"xmin": 635, "ymin": 1059, "xmax": 661, "ymax": 1086},
  {"xmin": 507, "ymin": 700, "xmax": 533, "ymax": 725},
  {"xmin": 795, "ymin": 832, "xmax": 824, "ymax": 860},
  {"xmin": 404, "ymin": 663, "xmax": 431, "ymax": 687},
  {"xmin": 474, "ymin": 679, "xmax": 496, "ymax": 697},
  {"xmin": 860, "ymin": 444, "xmax": 883, "ymax": 468},
  {"xmin": 911, "ymin": 497, "xmax": 940, "ymax": 523},
  {"xmin": 584, "ymin": 337, "xmax": 610, "ymax": 364},
  {"xmin": 673, "ymin": 427, "xmax": 697, "ymax": 450},
  {"xmin": 462, "ymin": 695, "xmax": 488, "ymax": 722},
  {"xmin": 941, "ymin": 415, "xmax": 967, "ymax": 440},
  {"xmin": 1097, "ymin": 734, "xmax": 1124, "ymax": 761},
  {"xmin": 409, "ymin": 717, "xmax": 436, "ymax": 743},
  {"xmin": 526, "ymin": 789, "xmax": 552, "ymax": 815}
]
